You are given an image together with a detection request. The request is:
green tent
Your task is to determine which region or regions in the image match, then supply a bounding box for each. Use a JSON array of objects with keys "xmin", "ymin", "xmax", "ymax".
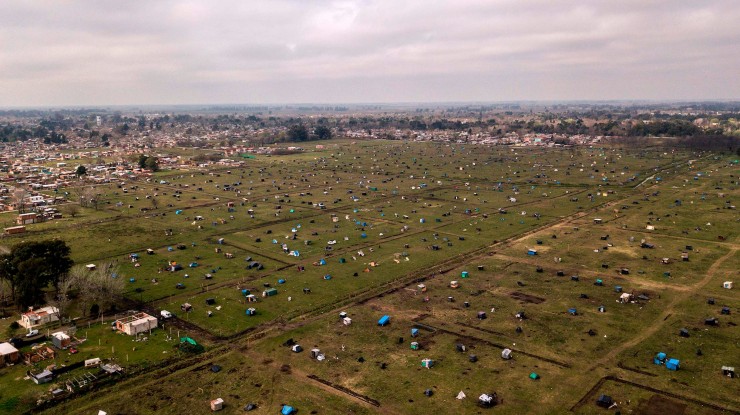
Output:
[{"xmin": 529, "ymin": 372, "xmax": 540, "ymax": 380}]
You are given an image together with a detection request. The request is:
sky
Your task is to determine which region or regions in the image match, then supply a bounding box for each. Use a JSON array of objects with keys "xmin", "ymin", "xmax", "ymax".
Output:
[{"xmin": 0, "ymin": 0, "xmax": 738, "ymax": 106}]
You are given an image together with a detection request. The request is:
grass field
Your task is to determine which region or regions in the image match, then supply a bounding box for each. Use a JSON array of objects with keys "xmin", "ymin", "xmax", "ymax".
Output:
[{"xmin": 0, "ymin": 141, "xmax": 736, "ymax": 415}]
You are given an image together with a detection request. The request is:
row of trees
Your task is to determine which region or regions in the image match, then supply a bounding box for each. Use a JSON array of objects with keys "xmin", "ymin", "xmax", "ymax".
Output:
[
  {"xmin": 137, "ymin": 154, "xmax": 160, "ymax": 171},
  {"xmin": 285, "ymin": 124, "xmax": 333, "ymax": 142},
  {"xmin": 0, "ymin": 240, "xmax": 125, "ymax": 318},
  {"xmin": 0, "ymin": 240, "xmax": 73, "ymax": 308}
]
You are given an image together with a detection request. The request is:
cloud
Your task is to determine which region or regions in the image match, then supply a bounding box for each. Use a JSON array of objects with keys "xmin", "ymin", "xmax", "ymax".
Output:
[{"xmin": 0, "ymin": 0, "xmax": 738, "ymax": 106}]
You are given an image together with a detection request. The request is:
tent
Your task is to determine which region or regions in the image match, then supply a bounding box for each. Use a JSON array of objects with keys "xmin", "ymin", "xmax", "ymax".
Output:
[
  {"xmin": 411, "ymin": 328, "xmax": 419, "ymax": 337},
  {"xmin": 281, "ymin": 405, "xmax": 295, "ymax": 415},
  {"xmin": 456, "ymin": 391, "xmax": 466, "ymax": 400},
  {"xmin": 421, "ymin": 358, "xmax": 434, "ymax": 368},
  {"xmin": 666, "ymin": 358, "xmax": 680, "ymax": 371},
  {"xmin": 501, "ymin": 348, "xmax": 512, "ymax": 360},
  {"xmin": 529, "ymin": 372, "xmax": 540, "ymax": 380},
  {"xmin": 654, "ymin": 352, "xmax": 667, "ymax": 365},
  {"xmin": 378, "ymin": 315, "xmax": 390, "ymax": 326},
  {"xmin": 245, "ymin": 308, "xmax": 256, "ymax": 316},
  {"xmin": 478, "ymin": 393, "xmax": 497, "ymax": 408},
  {"xmin": 596, "ymin": 394, "xmax": 613, "ymax": 408}
]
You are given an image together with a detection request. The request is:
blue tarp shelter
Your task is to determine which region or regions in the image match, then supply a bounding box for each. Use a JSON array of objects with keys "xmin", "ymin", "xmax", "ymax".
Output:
[{"xmin": 378, "ymin": 315, "xmax": 390, "ymax": 326}]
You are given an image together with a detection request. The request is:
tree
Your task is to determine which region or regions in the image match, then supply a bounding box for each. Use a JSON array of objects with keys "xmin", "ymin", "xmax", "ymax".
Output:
[
  {"xmin": 286, "ymin": 124, "xmax": 309, "ymax": 142},
  {"xmin": 0, "ymin": 240, "xmax": 73, "ymax": 308},
  {"xmin": 75, "ymin": 165, "xmax": 87, "ymax": 177},
  {"xmin": 61, "ymin": 203, "xmax": 80, "ymax": 218},
  {"xmin": 313, "ymin": 125, "xmax": 332, "ymax": 140},
  {"xmin": 11, "ymin": 188, "xmax": 28, "ymax": 213},
  {"xmin": 144, "ymin": 156, "xmax": 159, "ymax": 171},
  {"xmin": 68, "ymin": 262, "xmax": 124, "ymax": 318}
]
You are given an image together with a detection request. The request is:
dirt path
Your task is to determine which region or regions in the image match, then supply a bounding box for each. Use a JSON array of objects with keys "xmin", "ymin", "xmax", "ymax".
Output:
[
  {"xmin": 239, "ymin": 348, "xmax": 401, "ymax": 415},
  {"xmin": 588, "ymin": 247, "xmax": 738, "ymax": 371},
  {"xmin": 491, "ymin": 253, "xmax": 699, "ymax": 293}
]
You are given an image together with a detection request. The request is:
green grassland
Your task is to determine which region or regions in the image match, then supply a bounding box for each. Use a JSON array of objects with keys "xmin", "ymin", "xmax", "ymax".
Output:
[{"xmin": 0, "ymin": 141, "xmax": 736, "ymax": 414}]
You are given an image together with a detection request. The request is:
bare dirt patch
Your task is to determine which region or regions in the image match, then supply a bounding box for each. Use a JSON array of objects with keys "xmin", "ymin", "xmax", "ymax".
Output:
[{"xmin": 510, "ymin": 291, "xmax": 546, "ymax": 304}]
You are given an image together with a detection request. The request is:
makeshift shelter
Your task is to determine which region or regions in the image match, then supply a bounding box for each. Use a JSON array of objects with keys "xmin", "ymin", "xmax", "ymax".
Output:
[
  {"xmin": 291, "ymin": 345, "xmax": 303, "ymax": 353},
  {"xmin": 281, "ymin": 405, "xmax": 296, "ymax": 415},
  {"xmin": 245, "ymin": 308, "xmax": 256, "ymax": 316},
  {"xmin": 477, "ymin": 311, "xmax": 487, "ymax": 320},
  {"xmin": 0, "ymin": 342, "xmax": 20, "ymax": 366},
  {"xmin": 596, "ymin": 394, "xmax": 613, "ymax": 408},
  {"xmin": 478, "ymin": 393, "xmax": 497, "ymax": 408},
  {"xmin": 501, "ymin": 348, "xmax": 512, "ymax": 360},
  {"xmin": 456, "ymin": 391, "xmax": 466, "ymax": 400},
  {"xmin": 679, "ymin": 328, "xmax": 690, "ymax": 338},
  {"xmin": 654, "ymin": 352, "xmax": 667, "ymax": 365},
  {"xmin": 722, "ymin": 366, "xmax": 735, "ymax": 378},
  {"xmin": 411, "ymin": 328, "xmax": 419, "ymax": 337},
  {"xmin": 30, "ymin": 369, "xmax": 53, "ymax": 384},
  {"xmin": 421, "ymin": 358, "xmax": 434, "ymax": 368},
  {"xmin": 666, "ymin": 358, "xmax": 680, "ymax": 371},
  {"xmin": 114, "ymin": 312, "xmax": 157, "ymax": 335},
  {"xmin": 378, "ymin": 315, "xmax": 390, "ymax": 326},
  {"xmin": 529, "ymin": 372, "xmax": 540, "ymax": 380},
  {"xmin": 619, "ymin": 293, "xmax": 633, "ymax": 303},
  {"xmin": 723, "ymin": 281, "xmax": 733, "ymax": 289},
  {"xmin": 410, "ymin": 342, "xmax": 419, "ymax": 350},
  {"xmin": 262, "ymin": 288, "xmax": 278, "ymax": 297},
  {"xmin": 342, "ymin": 317, "xmax": 352, "ymax": 325},
  {"xmin": 51, "ymin": 332, "xmax": 71, "ymax": 349}
]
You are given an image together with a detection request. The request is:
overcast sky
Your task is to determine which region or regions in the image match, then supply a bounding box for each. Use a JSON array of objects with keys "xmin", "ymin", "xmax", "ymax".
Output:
[{"xmin": 0, "ymin": 0, "xmax": 738, "ymax": 106}]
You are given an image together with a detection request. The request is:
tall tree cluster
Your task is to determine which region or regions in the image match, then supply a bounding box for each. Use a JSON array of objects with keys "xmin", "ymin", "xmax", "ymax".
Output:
[{"xmin": 0, "ymin": 240, "xmax": 73, "ymax": 308}]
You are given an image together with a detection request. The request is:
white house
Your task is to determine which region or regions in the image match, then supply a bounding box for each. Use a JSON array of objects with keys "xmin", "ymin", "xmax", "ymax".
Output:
[
  {"xmin": 19, "ymin": 306, "xmax": 60, "ymax": 329},
  {"xmin": 114, "ymin": 312, "xmax": 158, "ymax": 335}
]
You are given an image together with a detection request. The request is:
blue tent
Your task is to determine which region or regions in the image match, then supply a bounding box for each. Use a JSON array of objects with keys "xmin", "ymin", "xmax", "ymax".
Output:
[
  {"xmin": 654, "ymin": 352, "xmax": 667, "ymax": 365},
  {"xmin": 319, "ymin": 259, "xmax": 326, "ymax": 265},
  {"xmin": 666, "ymin": 358, "xmax": 680, "ymax": 371},
  {"xmin": 175, "ymin": 210, "xmax": 183, "ymax": 214},
  {"xmin": 278, "ymin": 279, "xmax": 286, "ymax": 284},
  {"xmin": 411, "ymin": 328, "xmax": 419, "ymax": 337},
  {"xmin": 281, "ymin": 405, "xmax": 295, "ymax": 415},
  {"xmin": 360, "ymin": 233, "xmax": 367, "ymax": 238},
  {"xmin": 568, "ymin": 308, "xmax": 577, "ymax": 315},
  {"xmin": 378, "ymin": 315, "xmax": 390, "ymax": 326}
]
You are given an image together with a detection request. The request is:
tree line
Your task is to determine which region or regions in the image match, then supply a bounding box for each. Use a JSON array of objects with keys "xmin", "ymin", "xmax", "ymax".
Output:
[{"xmin": 0, "ymin": 240, "xmax": 125, "ymax": 319}]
